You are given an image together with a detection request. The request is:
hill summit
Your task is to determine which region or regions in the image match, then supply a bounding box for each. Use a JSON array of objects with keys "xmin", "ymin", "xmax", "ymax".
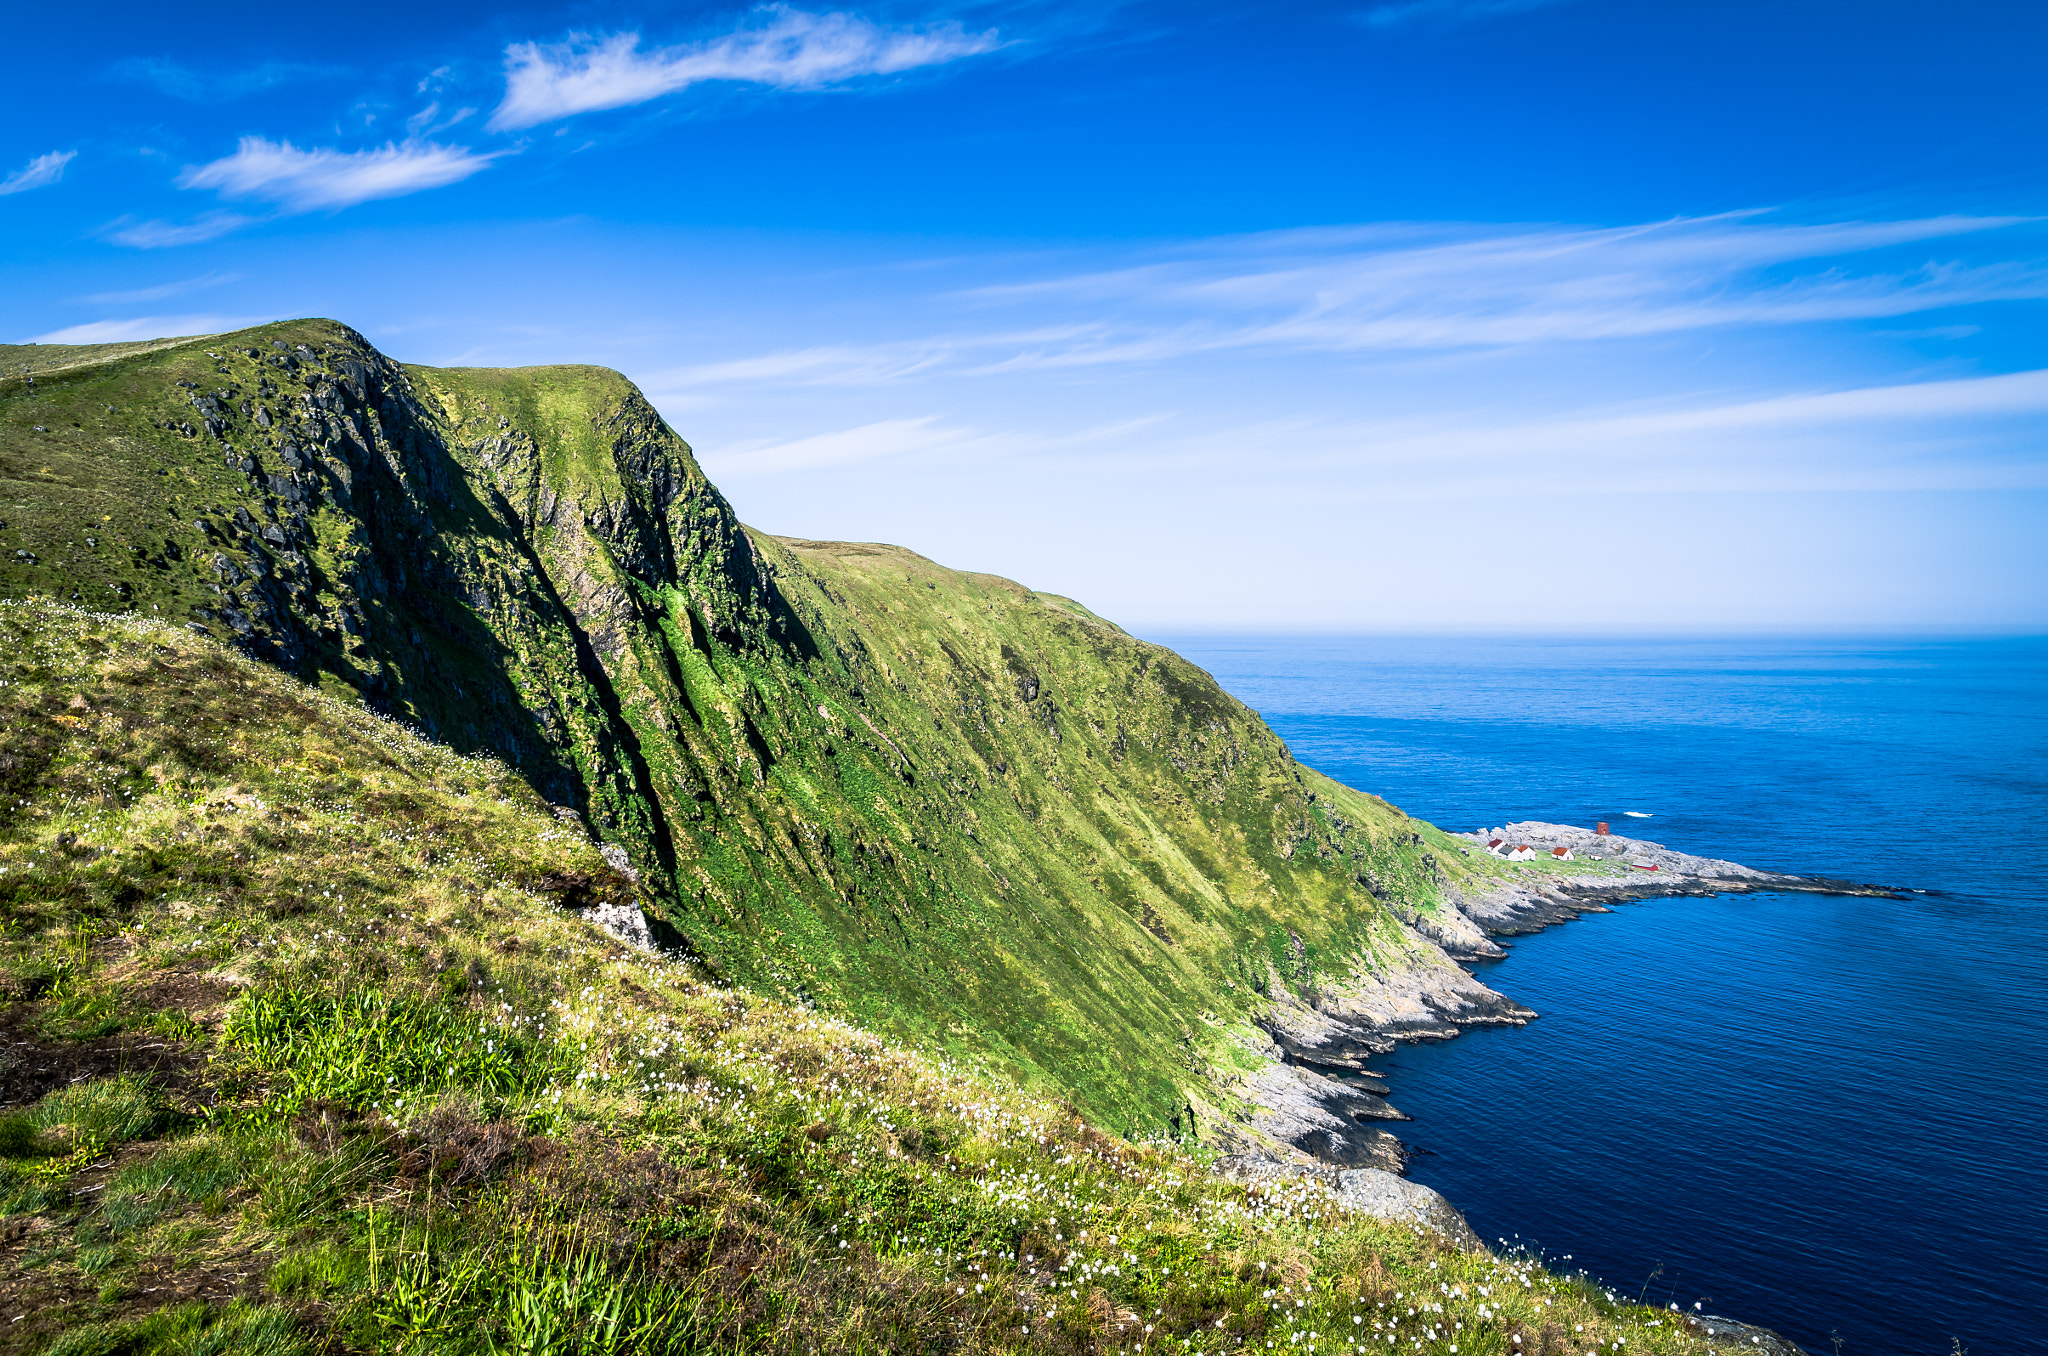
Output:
[{"xmin": 1, "ymin": 319, "xmax": 1543, "ymax": 1153}]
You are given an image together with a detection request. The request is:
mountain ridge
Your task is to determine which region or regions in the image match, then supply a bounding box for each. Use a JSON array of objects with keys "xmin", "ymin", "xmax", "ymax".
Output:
[{"xmin": 0, "ymin": 318, "xmax": 1629, "ymax": 1158}]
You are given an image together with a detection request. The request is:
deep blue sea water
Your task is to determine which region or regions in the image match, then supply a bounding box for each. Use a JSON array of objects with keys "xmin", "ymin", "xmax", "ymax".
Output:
[{"xmin": 1150, "ymin": 635, "xmax": 2048, "ymax": 1356}]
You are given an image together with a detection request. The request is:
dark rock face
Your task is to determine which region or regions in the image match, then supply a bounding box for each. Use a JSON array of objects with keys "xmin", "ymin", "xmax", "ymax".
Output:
[{"xmin": 0, "ymin": 323, "xmax": 776, "ymax": 902}]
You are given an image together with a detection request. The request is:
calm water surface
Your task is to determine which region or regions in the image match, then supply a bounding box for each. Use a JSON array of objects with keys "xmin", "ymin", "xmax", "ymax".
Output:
[{"xmin": 1151, "ymin": 635, "xmax": 2048, "ymax": 1356}]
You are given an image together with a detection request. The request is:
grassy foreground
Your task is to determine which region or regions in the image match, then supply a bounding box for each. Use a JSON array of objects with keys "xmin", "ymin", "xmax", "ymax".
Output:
[{"xmin": 0, "ymin": 599, "xmax": 1748, "ymax": 1353}]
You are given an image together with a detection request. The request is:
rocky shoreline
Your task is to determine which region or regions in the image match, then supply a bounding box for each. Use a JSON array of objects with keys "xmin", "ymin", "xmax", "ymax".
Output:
[
  {"xmin": 1247, "ymin": 821, "xmax": 1905, "ymax": 1168},
  {"xmin": 1443, "ymin": 820, "xmax": 1904, "ymax": 943},
  {"xmin": 1212, "ymin": 1154, "xmax": 1802, "ymax": 1351},
  {"xmin": 1221, "ymin": 821, "xmax": 1891, "ymax": 1350}
]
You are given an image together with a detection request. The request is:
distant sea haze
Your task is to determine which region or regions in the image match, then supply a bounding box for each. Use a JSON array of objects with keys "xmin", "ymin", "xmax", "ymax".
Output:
[{"xmin": 1158, "ymin": 634, "xmax": 2048, "ymax": 1356}]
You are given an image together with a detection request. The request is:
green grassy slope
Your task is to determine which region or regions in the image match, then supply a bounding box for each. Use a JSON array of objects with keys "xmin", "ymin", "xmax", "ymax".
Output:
[
  {"xmin": 0, "ymin": 320, "xmax": 1541, "ymax": 1144},
  {"xmin": 0, "ymin": 599, "xmax": 1757, "ymax": 1356}
]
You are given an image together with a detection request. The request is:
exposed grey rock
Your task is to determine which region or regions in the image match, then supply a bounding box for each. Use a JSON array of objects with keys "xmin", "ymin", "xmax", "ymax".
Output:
[
  {"xmin": 1445, "ymin": 821, "xmax": 1899, "ymax": 937},
  {"xmin": 1333, "ymin": 1168, "xmax": 1486, "ymax": 1253},
  {"xmin": 1684, "ymin": 1312, "xmax": 1805, "ymax": 1355},
  {"xmin": 1387, "ymin": 891, "xmax": 1505, "ymax": 959},
  {"xmin": 1461, "ymin": 821, "xmax": 1769, "ymax": 877},
  {"xmin": 582, "ymin": 899, "xmax": 655, "ymax": 950},
  {"xmin": 1263, "ymin": 934, "xmax": 1536, "ymax": 1053},
  {"xmin": 1242, "ymin": 1058, "xmax": 1408, "ymax": 1170},
  {"xmin": 1212, "ymin": 1155, "xmax": 1482, "ymax": 1251},
  {"xmin": 1224, "ymin": 919, "xmax": 1532, "ymax": 1173},
  {"xmin": 599, "ymin": 842, "xmax": 639, "ymax": 883}
]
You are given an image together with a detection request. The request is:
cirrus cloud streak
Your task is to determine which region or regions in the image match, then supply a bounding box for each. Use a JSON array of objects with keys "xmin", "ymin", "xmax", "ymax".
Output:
[
  {"xmin": 29, "ymin": 313, "xmax": 273, "ymax": 344},
  {"xmin": 655, "ymin": 212, "xmax": 2047, "ymax": 388},
  {"xmin": 490, "ymin": 7, "xmax": 1001, "ymax": 131},
  {"xmin": 176, "ymin": 136, "xmax": 501, "ymax": 212},
  {"xmin": 0, "ymin": 150, "xmax": 77, "ymax": 196},
  {"xmin": 688, "ymin": 366, "xmax": 2048, "ymax": 501}
]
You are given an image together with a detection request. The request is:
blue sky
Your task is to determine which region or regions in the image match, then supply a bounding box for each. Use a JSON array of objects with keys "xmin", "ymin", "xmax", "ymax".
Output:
[{"xmin": 4, "ymin": 0, "xmax": 2045, "ymax": 631}]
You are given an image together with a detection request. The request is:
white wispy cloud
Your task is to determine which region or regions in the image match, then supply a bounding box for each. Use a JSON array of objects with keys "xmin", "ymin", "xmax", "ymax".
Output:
[
  {"xmin": 609, "ymin": 209, "xmax": 2046, "ymax": 628},
  {"xmin": 692, "ymin": 409, "xmax": 1176, "ymax": 478},
  {"xmin": 79, "ymin": 271, "xmax": 244, "ymax": 304},
  {"xmin": 1587, "ymin": 366, "xmax": 2048, "ymax": 436},
  {"xmin": 1276, "ymin": 367, "xmax": 2048, "ymax": 494},
  {"xmin": 970, "ymin": 214, "xmax": 2047, "ymax": 360},
  {"xmin": 700, "ymin": 415, "xmax": 978, "ymax": 475},
  {"xmin": 30, "ymin": 314, "xmax": 270, "ymax": 344},
  {"xmin": 176, "ymin": 136, "xmax": 500, "ymax": 212},
  {"xmin": 663, "ymin": 212, "xmax": 2047, "ymax": 386},
  {"xmin": 101, "ymin": 212, "xmax": 256, "ymax": 249},
  {"xmin": 709, "ymin": 370, "xmax": 2048, "ymax": 498},
  {"xmin": 0, "ymin": 150, "xmax": 77, "ymax": 196},
  {"xmin": 653, "ymin": 338, "xmax": 967, "ymax": 388},
  {"xmin": 405, "ymin": 101, "xmax": 476, "ymax": 136},
  {"xmin": 489, "ymin": 6, "xmax": 1001, "ymax": 131}
]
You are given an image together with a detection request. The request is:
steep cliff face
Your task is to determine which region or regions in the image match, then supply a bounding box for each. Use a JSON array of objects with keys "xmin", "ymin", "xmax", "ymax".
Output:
[
  {"xmin": 0, "ymin": 320, "xmax": 1535, "ymax": 1154},
  {"xmin": 0, "ymin": 323, "xmax": 793, "ymax": 886}
]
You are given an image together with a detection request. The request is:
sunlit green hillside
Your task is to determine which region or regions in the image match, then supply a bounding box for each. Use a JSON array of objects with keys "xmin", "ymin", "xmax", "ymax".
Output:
[
  {"xmin": 0, "ymin": 599, "xmax": 1761, "ymax": 1356},
  {"xmin": 0, "ymin": 321, "xmax": 1535, "ymax": 1143}
]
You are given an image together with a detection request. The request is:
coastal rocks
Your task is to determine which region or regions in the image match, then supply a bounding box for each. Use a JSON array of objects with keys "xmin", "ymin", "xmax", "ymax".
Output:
[
  {"xmin": 1267, "ymin": 934, "xmax": 1537, "ymax": 1051},
  {"xmin": 1384, "ymin": 890, "xmax": 1507, "ymax": 960},
  {"xmin": 1445, "ymin": 874, "xmax": 1612, "ymax": 935},
  {"xmin": 1467, "ymin": 821, "xmax": 1772, "ymax": 878},
  {"xmin": 1684, "ymin": 1313, "xmax": 1805, "ymax": 1355},
  {"xmin": 1243, "ymin": 1059, "xmax": 1409, "ymax": 1170},
  {"xmin": 1213, "ymin": 1155, "xmax": 1485, "ymax": 1253},
  {"xmin": 1225, "ymin": 818, "xmax": 1896, "ymax": 1204},
  {"xmin": 1238, "ymin": 928, "xmax": 1533, "ymax": 1169},
  {"xmin": 1333, "ymin": 1168, "xmax": 1487, "ymax": 1254},
  {"xmin": 1446, "ymin": 821, "xmax": 1901, "ymax": 936}
]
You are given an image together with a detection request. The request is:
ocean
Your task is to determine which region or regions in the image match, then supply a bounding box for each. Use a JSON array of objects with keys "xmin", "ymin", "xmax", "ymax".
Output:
[{"xmin": 1152, "ymin": 634, "xmax": 2048, "ymax": 1356}]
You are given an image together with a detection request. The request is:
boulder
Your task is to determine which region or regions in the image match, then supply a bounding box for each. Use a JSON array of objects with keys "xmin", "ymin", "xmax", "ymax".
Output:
[
  {"xmin": 1334, "ymin": 1168, "xmax": 1487, "ymax": 1253},
  {"xmin": 599, "ymin": 842, "xmax": 639, "ymax": 884},
  {"xmin": 1685, "ymin": 1313, "xmax": 1805, "ymax": 1355},
  {"xmin": 583, "ymin": 899, "xmax": 655, "ymax": 950}
]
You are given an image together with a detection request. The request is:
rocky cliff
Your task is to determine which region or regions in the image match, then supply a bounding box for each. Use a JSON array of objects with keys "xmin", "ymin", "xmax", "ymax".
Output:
[{"xmin": 0, "ymin": 321, "xmax": 1637, "ymax": 1159}]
